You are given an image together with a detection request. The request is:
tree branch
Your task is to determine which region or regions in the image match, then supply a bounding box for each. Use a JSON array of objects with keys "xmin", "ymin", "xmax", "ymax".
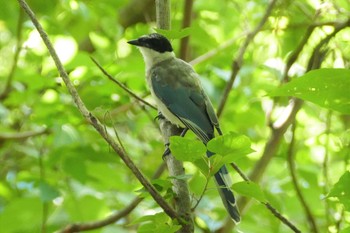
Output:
[
  {"xmin": 234, "ymin": 16, "xmax": 350, "ymax": 232},
  {"xmin": 18, "ymin": 0, "xmax": 180, "ymax": 223},
  {"xmin": 287, "ymin": 122, "xmax": 319, "ymax": 233},
  {"xmin": 91, "ymin": 57, "xmax": 157, "ymax": 110},
  {"xmin": 179, "ymin": 0, "xmax": 194, "ymax": 61},
  {"xmin": 217, "ymin": 0, "xmax": 278, "ymax": 117},
  {"xmin": 155, "ymin": 1, "xmax": 194, "ymax": 232},
  {"xmin": 0, "ymin": 128, "xmax": 49, "ymax": 140},
  {"xmin": 58, "ymin": 162, "xmax": 167, "ymax": 233},
  {"xmin": 0, "ymin": 8, "xmax": 24, "ymax": 100},
  {"xmin": 228, "ymin": 163, "xmax": 302, "ymax": 233}
]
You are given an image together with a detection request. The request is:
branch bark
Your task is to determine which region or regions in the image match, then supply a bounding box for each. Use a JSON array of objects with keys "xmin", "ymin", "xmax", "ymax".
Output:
[
  {"xmin": 155, "ymin": 1, "xmax": 194, "ymax": 233},
  {"xmin": 179, "ymin": 0, "xmax": 194, "ymax": 61},
  {"xmin": 18, "ymin": 0, "xmax": 180, "ymax": 224},
  {"xmin": 58, "ymin": 163, "xmax": 167, "ymax": 233},
  {"xmin": 217, "ymin": 0, "xmax": 278, "ymax": 117},
  {"xmin": 91, "ymin": 57, "xmax": 157, "ymax": 110},
  {"xmin": 287, "ymin": 122, "xmax": 319, "ymax": 233},
  {"xmin": 0, "ymin": 8, "xmax": 24, "ymax": 100},
  {"xmin": 0, "ymin": 128, "xmax": 49, "ymax": 140}
]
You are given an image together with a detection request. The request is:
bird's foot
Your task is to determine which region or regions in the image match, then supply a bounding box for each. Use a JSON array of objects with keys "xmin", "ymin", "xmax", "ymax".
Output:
[
  {"xmin": 162, "ymin": 143, "xmax": 171, "ymax": 159},
  {"xmin": 154, "ymin": 112, "xmax": 165, "ymax": 121}
]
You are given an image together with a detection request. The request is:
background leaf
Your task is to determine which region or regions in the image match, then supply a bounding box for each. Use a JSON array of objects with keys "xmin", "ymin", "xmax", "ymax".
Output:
[
  {"xmin": 328, "ymin": 171, "xmax": 350, "ymax": 211},
  {"xmin": 169, "ymin": 136, "xmax": 206, "ymax": 162},
  {"xmin": 270, "ymin": 69, "xmax": 350, "ymax": 114},
  {"xmin": 232, "ymin": 181, "xmax": 266, "ymax": 203},
  {"xmin": 207, "ymin": 132, "xmax": 254, "ymax": 163}
]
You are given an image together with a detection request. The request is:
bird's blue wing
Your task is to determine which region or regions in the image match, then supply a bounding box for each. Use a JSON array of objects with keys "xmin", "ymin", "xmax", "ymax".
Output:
[{"xmin": 150, "ymin": 61, "xmax": 215, "ymax": 143}]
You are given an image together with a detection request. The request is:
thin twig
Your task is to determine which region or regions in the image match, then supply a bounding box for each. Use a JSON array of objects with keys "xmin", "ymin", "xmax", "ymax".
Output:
[
  {"xmin": 233, "ymin": 16, "xmax": 350, "ymax": 233},
  {"xmin": 58, "ymin": 162, "xmax": 167, "ymax": 233},
  {"xmin": 191, "ymin": 175, "xmax": 210, "ymax": 211},
  {"xmin": 229, "ymin": 163, "xmax": 302, "ymax": 233},
  {"xmin": 90, "ymin": 57, "xmax": 157, "ymax": 110},
  {"xmin": 59, "ymin": 197, "xmax": 143, "ymax": 233},
  {"xmin": 0, "ymin": 8, "xmax": 24, "ymax": 100},
  {"xmin": 0, "ymin": 128, "xmax": 49, "ymax": 140},
  {"xmin": 264, "ymin": 203, "xmax": 301, "ymax": 233},
  {"xmin": 323, "ymin": 111, "xmax": 332, "ymax": 227},
  {"xmin": 37, "ymin": 145, "xmax": 48, "ymax": 233},
  {"xmin": 189, "ymin": 34, "xmax": 245, "ymax": 66},
  {"xmin": 18, "ymin": 0, "xmax": 180, "ymax": 223},
  {"xmin": 230, "ymin": 162, "xmax": 249, "ymax": 181},
  {"xmin": 217, "ymin": 0, "xmax": 278, "ymax": 117},
  {"xmin": 287, "ymin": 122, "xmax": 319, "ymax": 233}
]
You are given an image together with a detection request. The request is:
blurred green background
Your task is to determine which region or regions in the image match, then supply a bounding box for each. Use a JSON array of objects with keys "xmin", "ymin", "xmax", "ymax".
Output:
[{"xmin": 0, "ymin": 0, "xmax": 350, "ymax": 232}]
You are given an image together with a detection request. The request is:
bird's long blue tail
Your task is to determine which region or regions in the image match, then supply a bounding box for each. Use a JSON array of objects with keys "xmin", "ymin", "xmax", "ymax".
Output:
[{"xmin": 207, "ymin": 151, "xmax": 240, "ymax": 223}]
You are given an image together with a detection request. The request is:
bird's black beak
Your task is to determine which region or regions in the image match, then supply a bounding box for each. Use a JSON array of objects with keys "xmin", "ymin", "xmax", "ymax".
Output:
[{"xmin": 127, "ymin": 39, "xmax": 141, "ymax": 46}]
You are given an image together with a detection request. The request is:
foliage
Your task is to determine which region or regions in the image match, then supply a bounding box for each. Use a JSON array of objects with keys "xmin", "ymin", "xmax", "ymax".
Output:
[
  {"xmin": 0, "ymin": 0, "xmax": 350, "ymax": 233},
  {"xmin": 270, "ymin": 69, "xmax": 350, "ymax": 114}
]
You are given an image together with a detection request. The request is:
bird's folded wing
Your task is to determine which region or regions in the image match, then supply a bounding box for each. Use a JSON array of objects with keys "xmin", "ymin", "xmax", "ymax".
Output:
[{"xmin": 151, "ymin": 71, "xmax": 214, "ymax": 143}]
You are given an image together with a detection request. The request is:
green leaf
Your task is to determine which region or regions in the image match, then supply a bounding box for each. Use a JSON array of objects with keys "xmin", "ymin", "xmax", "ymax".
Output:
[
  {"xmin": 232, "ymin": 181, "xmax": 266, "ymax": 202},
  {"xmin": 152, "ymin": 179, "xmax": 173, "ymax": 192},
  {"xmin": 169, "ymin": 136, "xmax": 206, "ymax": 162},
  {"xmin": 38, "ymin": 181, "xmax": 60, "ymax": 202},
  {"xmin": 269, "ymin": 69, "xmax": 350, "ymax": 114},
  {"xmin": 0, "ymin": 197, "xmax": 41, "ymax": 232},
  {"xmin": 207, "ymin": 132, "xmax": 254, "ymax": 163},
  {"xmin": 328, "ymin": 171, "xmax": 350, "ymax": 211},
  {"xmin": 340, "ymin": 227, "xmax": 350, "ymax": 233},
  {"xmin": 132, "ymin": 213, "xmax": 181, "ymax": 233},
  {"xmin": 62, "ymin": 156, "xmax": 88, "ymax": 183}
]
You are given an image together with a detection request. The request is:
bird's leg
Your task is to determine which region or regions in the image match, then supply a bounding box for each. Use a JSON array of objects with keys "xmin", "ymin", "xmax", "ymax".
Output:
[
  {"xmin": 162, "ymin": 128, "xmax": 189, "ymax": 159},
  {"xmin": 154, "ymin": 112, "xmax": 166, "ymax": 121},
  {"xmin": 180, "ymin": 128, "xmax": 188, "ymax": 137}
]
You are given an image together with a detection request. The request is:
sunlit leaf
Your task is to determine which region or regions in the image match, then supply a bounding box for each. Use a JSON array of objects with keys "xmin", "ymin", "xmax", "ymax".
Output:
[
  {"xmin": 328, "ymin": 171, "xmax": 350, "ymax": 211},
  {"xmin": 0, "ymin": 197, "xmax": 41, "ymax": 232},
  {"xmin": 232, "ymin": 181, "xmax": 266, "ymax": 202},
  {"xmin": 340, "ymin": 227, "xmax": 350, "ymax": 233},
  {"xmin": 132, "ymin": 213, "xmax": 181, "ymax": 233},
  {"xmin": 207, "ymin": 132, "xmax": 254, "ymax": 163},
  {"xmin": 270, "ymin": 69, "xmax": 350, "ymax": 114},
  {"xmin": 38, "ymin": 181, "xmax": 60, "ymax": 202},
  {"xmin": 169, "ymin": 136, "xmax": 206, "ymax": 162}
]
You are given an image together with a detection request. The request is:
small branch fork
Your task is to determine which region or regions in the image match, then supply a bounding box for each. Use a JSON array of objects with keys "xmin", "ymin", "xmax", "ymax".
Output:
[{"xmin": 18, "ymin": 0, "xmax": 181, "ymax": 225}]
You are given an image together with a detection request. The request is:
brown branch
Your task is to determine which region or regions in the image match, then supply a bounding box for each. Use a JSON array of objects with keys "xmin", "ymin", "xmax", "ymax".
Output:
[
  {"xmin": 189, "ymin": 34, "xmax": 245, "ymax": 66},
  {"xmin": 217, "ymin": 0, "xmax": 278, "ymax": 117},
  {"xmin": 18, "ymin": 0, "xmax": 180, "ymax": 223},
  {"xmin": 58, "ymin": 162, "xmax": 167, "ymax": 233},
  {"xmin": 287, "ymin": 122, "xmax": 319, "ymax": 233},
  {"xmin": 234, "ymin": 16, "xmax": 350, "ymax": 232},
  {"xmin": 155, "ymin": 1, "xmax": 194, "ymax": 232},
  {"xmin": 59, "ymin": 197, "xmax": 142, "ymax": 233},
  {"xmin": 264, "ymin": 203, "xmax": 301, "ymax": 233},
  {"xmin": 0, "ymin": 8, "xmax": 24, "ymax": 100},
  {"xmin": 0, "ymin": 128, "xmax": 49, "ymax": 140},
  {"xmin": 282, "ymin": 26, "xmax": 315, "ymax": 82},
  {"xmin": 90, "ymin": 57, "xmax": 157, "ymax": 110},
  {"xmin": 179, "ymin": 0, "xmax": 194, "ymax": 61},
  {"xmin": 228, "ymin": 163, "xmax": 302, "ymax": 233}
]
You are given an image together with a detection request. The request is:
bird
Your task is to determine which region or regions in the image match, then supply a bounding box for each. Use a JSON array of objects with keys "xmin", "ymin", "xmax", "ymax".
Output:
[{"xmin": 128, "ymin": 33, "xmax": 240, "ymax": 223}]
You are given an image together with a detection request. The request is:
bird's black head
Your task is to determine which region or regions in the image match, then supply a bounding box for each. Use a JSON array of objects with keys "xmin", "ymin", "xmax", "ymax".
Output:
[{"xmin": 127, "ymin": 33, "xmax": 173, "ymax": 53}]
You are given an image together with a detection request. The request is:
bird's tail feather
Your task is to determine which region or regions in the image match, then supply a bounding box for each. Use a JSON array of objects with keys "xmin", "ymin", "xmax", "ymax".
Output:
[{"xmin": 213, "ymin": 165, "xmax": 241, "ymax": 223}]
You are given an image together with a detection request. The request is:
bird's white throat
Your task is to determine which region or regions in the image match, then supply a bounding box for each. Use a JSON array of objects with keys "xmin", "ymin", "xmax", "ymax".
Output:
[{"xmin": 138, "ymin": 47, "xmax": 175, "ymax": 73}]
